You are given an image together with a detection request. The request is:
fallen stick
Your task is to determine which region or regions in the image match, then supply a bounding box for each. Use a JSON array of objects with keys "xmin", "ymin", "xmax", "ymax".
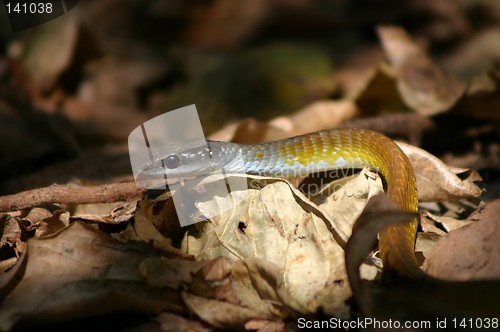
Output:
[{"xmin": 0, "ymin": 182, "xmax": 147, "ymax": 212}]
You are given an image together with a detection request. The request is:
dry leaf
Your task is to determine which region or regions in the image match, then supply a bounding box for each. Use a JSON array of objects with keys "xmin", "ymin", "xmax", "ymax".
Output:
[
  {"xmin": 0, "ymin": 214, "xmax": 22, "ymax": 247},
  {"xmin": 245, "ymin": 318, "xmax": 286, "ymax": 332},
  {"xmin": 181, "ymin": 291, "xmax": 266, "ymax": 330},
  {"xmin": 354, "ymin": 63, "xmax": 408, "ymax": 115},
  {"xmin": 181, "ymin": 174, "xmax": 351, "ymax": 316},
  {"xmin": 34, "ymin": 210, "xmax": 70, "ymax": 238},
  {"xmin": 123, "ymin": 200, "xmax": 189, "ymax": 258},
  {"xmin": 230, "ymin": 258, "xmax": 292, "ymax": 318},
  {"xmin": 189, "ymin": 257, "xmax": 236, "ymax": 302},
  {"xmin": 312, "ymin": 168, "xmax": 385, "ymax": 243},
  {"xmin": 423, "ymin": 200, "xmax": 500, "ymax": 280},
  {"xmin": 0, "ymin": 214, "xmax": 23, "ymax": 259},
  {"xmin": 139, "ymin": 256, "xmax": 210, "ymax": 289},
  {"xmin": 423, "ymin": 211, "xmax": 473, "ymax": 232},
  {"xmin": 0, "ymin": 222, "xmax": 182, "ymax": 331},
  {"xmin": 378, "ymin": 25, "xmax": 465, "ymax": 115},
  {"xmin": 397, "ymin": 141, "xmax": 483, "ymax": 202},
  {"xmin": 0, "ymin": 257, "xmax": 18, "ymax": 272},
  {"xmin": 199, "ymin": 255, "xmax": 232, "ymax": 281},
  {"xmin": 71, "ymin": 202, "xmax": 136, "ymax": 225},
  {"xmin": 154, "ymin": 312, "xmax": 210, "ymax": 332},
  {"xmin": 415, "ymin": 232, "xmax": 442, "ymax": 262},
  {"xmin": 22, "ymin": 207, "xmax": 52, "ymax": 227},
  {"xmin": 419, "ymin": 213, "xmax": 447, "ymax": 236}
]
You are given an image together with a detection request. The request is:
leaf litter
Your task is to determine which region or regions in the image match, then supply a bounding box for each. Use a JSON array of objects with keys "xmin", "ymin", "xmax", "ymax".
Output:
[{"xmin": 0, "ymin": 5, "xmax": 499, "ymax": 329}]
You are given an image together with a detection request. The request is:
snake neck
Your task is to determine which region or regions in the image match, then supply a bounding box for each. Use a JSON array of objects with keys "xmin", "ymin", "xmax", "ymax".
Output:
[
  {"xmin": 361, "ymin": 130, "xmax": 424, "ymax": 279},
  {"xmin": 225, "ymin": 128, "xmax": 424, "ymax": 278}
]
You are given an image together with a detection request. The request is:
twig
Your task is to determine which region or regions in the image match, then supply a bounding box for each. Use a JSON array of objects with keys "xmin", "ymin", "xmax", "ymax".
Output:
[{"xmin": 0, "ymin": 182, "xmax": 147, "ymax": 212}]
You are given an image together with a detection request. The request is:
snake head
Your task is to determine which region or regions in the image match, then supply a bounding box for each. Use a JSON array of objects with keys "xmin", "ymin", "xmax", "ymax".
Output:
[{"xmin": 140, "ymin": 142, "xmax": 231, "ymax": 179}]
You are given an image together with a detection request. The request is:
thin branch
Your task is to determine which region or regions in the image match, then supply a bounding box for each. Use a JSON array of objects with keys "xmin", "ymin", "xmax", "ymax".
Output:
[{"xmin": 0, "ymin": 182, "xmax": 147, "ymax": 212}]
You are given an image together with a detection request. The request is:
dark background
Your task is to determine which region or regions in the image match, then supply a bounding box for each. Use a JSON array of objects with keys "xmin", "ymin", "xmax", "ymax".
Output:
[{"xmin": 0, "ymin": 0, "xmax": 498, "ymax": 195}]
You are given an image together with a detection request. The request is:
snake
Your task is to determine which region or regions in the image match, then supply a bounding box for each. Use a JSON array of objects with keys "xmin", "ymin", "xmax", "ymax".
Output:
[{"xmin": 144, "ymin": 127, "xmax": 423, "ymax": 278}]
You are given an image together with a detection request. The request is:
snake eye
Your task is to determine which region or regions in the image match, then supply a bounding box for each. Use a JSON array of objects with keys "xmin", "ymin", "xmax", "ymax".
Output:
[{"xmin": 164, "ymin": 154, "xmax": 181, "ymax": 169}]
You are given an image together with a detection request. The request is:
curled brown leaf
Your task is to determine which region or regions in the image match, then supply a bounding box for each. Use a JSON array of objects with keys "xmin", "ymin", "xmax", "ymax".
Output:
[
  {"xmin": 423, "ymin": 200, "xmax": 500, "ymax": 281},
  {"xmin": 397, "ymin": 141, "xmax": 483, "ymax": 202},
  {"xmin": 378, "ymin": 25, "xmax": 465, "ymax": 115}
]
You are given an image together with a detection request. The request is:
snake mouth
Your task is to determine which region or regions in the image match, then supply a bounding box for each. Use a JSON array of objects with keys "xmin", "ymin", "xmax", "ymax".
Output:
[
  {"xmin": 135, "ymin": 162, "xmax": 190, "ymax": 189},
  {"xmin": 139, "ymin": 160, "xmax": 166, "ymax": 177},
  {"xmin": 137, "ymin": 159, "xmax": 212, "ymax": 183}
]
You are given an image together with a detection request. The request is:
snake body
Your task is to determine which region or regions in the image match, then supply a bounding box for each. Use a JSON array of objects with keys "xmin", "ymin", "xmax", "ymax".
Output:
[{"xmin": 149, "ymin": 128, "xmax": 422, "ymax": 278}]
